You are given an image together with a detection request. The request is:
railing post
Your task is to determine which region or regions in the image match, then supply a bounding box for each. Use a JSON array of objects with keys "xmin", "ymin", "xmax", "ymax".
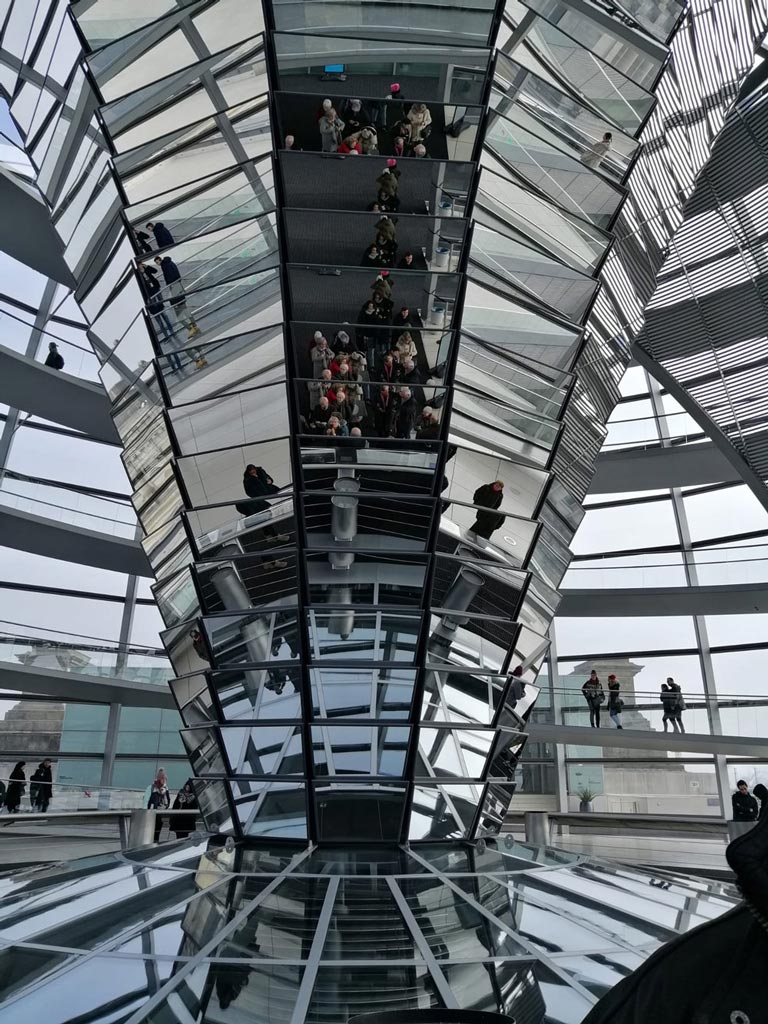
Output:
[
  {"xmin": 125, "ymin": 809, "xmax": 156, "ymax": 848},
  {"xmin": 524, "ymin": 811, "xmax": 550, "ymax": 846}
]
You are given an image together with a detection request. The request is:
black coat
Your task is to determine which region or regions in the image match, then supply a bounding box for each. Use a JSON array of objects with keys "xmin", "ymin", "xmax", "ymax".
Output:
[
  {"xmin": 152, "ymin": 222, "xmax": 175, "ymax": 248},
  {"xmin": 581, "ymin": 904, "xmax": 768, "ymax": 1024},
  {"xmin": 733, "ymin": 791, "xmax": 759, "ymax": 821},
  {"xmin": 472, "ymin": 484, "xmax": 504, "ymax": 534},
  {"xmin": 238, "ymin": 468, "xmax": 278, "ymax": 515},
  {"xmin": 44, "ymin": 350, "xmax": 64, "ymax": 369},
  {"xmin": 158, "ymin": 257, "xmax": 181, "ymax": 285},
  {"xmin": 30, "ymin": 764, "xmax": 53, "ymax": 804},
  {"xmin": 169, "ymin": 789, "xmax": 198, "ymax": 836},
  {"xmin": 5, "ymin": 766, "xmax": 24, "ymax": 809}
]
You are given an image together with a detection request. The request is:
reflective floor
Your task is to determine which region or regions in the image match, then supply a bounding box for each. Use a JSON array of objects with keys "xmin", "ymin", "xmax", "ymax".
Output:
[{"xmin": 0, "ymin": 836, "xmax": 739, "ymax": 1023}]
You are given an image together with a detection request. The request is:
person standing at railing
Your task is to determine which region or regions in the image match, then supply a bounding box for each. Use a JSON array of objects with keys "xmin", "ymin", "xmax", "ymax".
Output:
[
  {"xmin": 148, "ymin": 768, "xmax": 170, "ymax": 841},
  {"xmin": 660, "ymin": 683, "xmax": 681, "ymax": 732},
  {"xmin": 170, "ymin": 779, "xmax": 199, "ymax": 840},
  {"xmin": 607, "ymin": 675, "xmax": 624, "ymax": 729},
  {"xmin": 667, "ymin": 676, "xmax": 686, "ymax": 733},
  {"xmin": 4, "ymin": 761, "xmax": 25, "ymax": 813},
  {"xmin": 582, "ymin": 670, "xmax": 605, "ymax": 727},
  {"xmin": 29, "ymin": 758, "xmax": 53, "ymax": 812},
  {"xmin": 733, "ymin": 780, "xmax": 759, "ymax": 822}
]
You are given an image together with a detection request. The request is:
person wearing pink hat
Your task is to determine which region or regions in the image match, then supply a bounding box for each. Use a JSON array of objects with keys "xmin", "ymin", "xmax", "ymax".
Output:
[{"xmin": 376, "ymin": 161, "xmax": 401, "ymax": 199}]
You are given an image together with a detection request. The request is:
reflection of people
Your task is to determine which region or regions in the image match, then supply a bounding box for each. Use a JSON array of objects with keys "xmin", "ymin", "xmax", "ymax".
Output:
[
  {"xmin": 581, "ymin": 131, "xmax": 612, "ymax": 169},
  {"xmin": 733, "ymin": 780, "xmax": 759, "ymax": 821},
  {"xmin": 237, "ymin": 466, "xmax": 288, "ymax": 543},
  {"xmin": 190, "ymin": 629, "xmax": 208, "ymax": 662},
  {"xmin": 469, "ymin": 481, "xmax": 504, "ymax": 539},
  {"xmin": 170, "ymin": 780, "xmax": 198, "ymax": 839},
  {"xmin": 147, "ymin": 221, "xmax": 175, "ymax": 248}
]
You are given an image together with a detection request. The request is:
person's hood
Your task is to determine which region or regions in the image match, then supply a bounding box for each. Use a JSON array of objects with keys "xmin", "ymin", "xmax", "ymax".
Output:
[{"xmin": 727, "ymin": 785, "xmax": 768, "ymax": 929}]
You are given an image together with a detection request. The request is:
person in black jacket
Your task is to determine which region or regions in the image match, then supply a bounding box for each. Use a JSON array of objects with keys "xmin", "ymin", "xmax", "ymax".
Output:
[
  {"xmin": 147, "ymin": 221, "xmax": 174, "ymax": 248},
  {"xmin": 237, "ymin": 465, "xmax": 288, "ymax": 543},
  {"xmin": 469, "ymin": 481, "xmax": 504, "ymax": 539},
  {"xmin": 733, "ymin": 780, "xmax": 759, "ymax": 821},
  {"xmin": 169, "ymin": 780, "xmax": 198, "ymax": 839},
  {"xmin": 4, "ymin": 762, "xmax": 25, "ymax": 813},
  {"xmin": 396, "ymin": 387, "xmax": 419, "ymax": 438},
  {"xmin": 29, "ymin": 759, "xmax": 53, "ymax": 812},
  {"xmin": 154, "ymin": 256, "xmax": 201, "ymax": 340},
  {"xmin": 44, "ymin": 342, "xmax": 64, "ymax": 370},
  {"xmin": 133, "ymin": 227, "xmax": 153, "ymax": 254}
]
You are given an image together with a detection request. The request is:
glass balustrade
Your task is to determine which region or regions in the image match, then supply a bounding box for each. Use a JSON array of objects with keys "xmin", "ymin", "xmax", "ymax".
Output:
[
  {"xmin": 0, "ymin": 475, "xmax": 137, "ymax": 537},
  {"xmin": 0, "ymin": 627, "xmax": 171, "ymax": 684}
]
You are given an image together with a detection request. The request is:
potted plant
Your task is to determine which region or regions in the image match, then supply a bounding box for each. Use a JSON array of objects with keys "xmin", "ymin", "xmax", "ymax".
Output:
[{"xmin": 578, "ymin": 788, "xmax": 595, "ymax": 813}]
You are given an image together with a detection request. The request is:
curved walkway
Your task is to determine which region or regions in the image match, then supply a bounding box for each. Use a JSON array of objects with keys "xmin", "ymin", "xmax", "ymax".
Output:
[{"xmin": 0, "ymin": 341, "xmax": 119, "ymax": 444}]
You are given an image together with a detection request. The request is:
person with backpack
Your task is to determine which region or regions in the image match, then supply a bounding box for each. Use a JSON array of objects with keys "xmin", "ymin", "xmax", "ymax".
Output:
[
  {"xmin": 607, "ymin": 675, "xmax": 624, "ymax": 729},
  {"xmin": 44, "ymin": 342, "xmax": 64, "ymax": 370},
  {"xmin": 582, "ymin": 670, "xmax": 605, "ymax": 728},
  {"xmin": 666, "ymin": 676, "xmax": 686, "ymax": 733},
  {"xmin": 660, "ymin": 682, "xmax": 681, "ymax": 732}
]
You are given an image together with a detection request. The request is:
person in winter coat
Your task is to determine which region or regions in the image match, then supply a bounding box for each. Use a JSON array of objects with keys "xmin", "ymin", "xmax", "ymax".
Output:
[
  {"xmin": 339, "ymin": 98, "xmax": 371, "ymax": 133},
  {"xmin": 375, "ymin": 216, "xmax": 397, "ymax": 245},
  {"xmin": 374, "ymin": 384, "xmax": 398, "ymax": 436},
  {"xmin": 169, "ymin": 780, "xmax": 198, "ymax": 839},
  {"xmin": 396, "ymin": 387, "xmax": 419, "ymax": 438},
  {"xmin": 582, "ymin": 784, "xmax": 768, "ymax": 1023},
  {"xmin": 337, "ymin": 135, "xmax": 362, "ymax": 155},
  {"xmin": 44, "ymin": 342, "xmax": 64, "ymax": 370},
  {"xmin": 318, "ymin": 108, "xmax": 345, "ymax": 152},
  {"xmin": 582, "ymin": 670, "xmax": 605, "ymax": 728},
  {"xmin": 469, "ymin": 481, "xmax": 505, "ymax": 540},
  {"xmin": 238, "ymin": 464, "xmax": 279, "ymax": 517},
  {"xmin": 140, "ymin": 262, "xmax": 176, "ymax": 350},
  {"xmin": 361, "ymin": 243, "xmax": 385, "ymax": 269},
  {"xmin": 405, "ymin": 102, "xmax": 432, "ymax": 143},
  {"xmin": 146, "ymin": 221, "xmax": 175, "ymax": 248},
  {"xmin": 416, "ymin": 406, "xmax": 440, "ymax": 439},
  {"xmin": 660, "ymin": 683, "xmax": 681, "ymax": 732},
  {"xmin": 154, "ymin": 256, "xmax": 201, "ymax": 339},
  {"xmin": 733, "ymin": 780, "xmax": 759, "ymax": 822},
  {"xmin": 345, "ymin": 126, "xmax": 378, "ymax": 155},
  {"xmin": 29, "ymin": 759, "xmax": 53, "ymax": 812},
  {"xmin": 376, "ymin": 162, "xmax": 401, "ymax": 197},
  {"xmin": 581, "ymin": 131, "xmax": 612, "ymax": 170},
  {"xmin": 666, "ymin": 676, "xmax": 686, "ymax": 733},
  {"xmin": 148, "ymin": 768, "xmax": 171, "ymax": 841},
  {"xmin": 394, "ymin": 331, "xmax": 417, "ymax": 363},
  {"xmin": 310, "ymin": 336, "xmax": 334, "ymax": 377},
  {"xmin": 134, "ymin": 227, "xmax": 152, "ymax": 254},
  {"xmin": 371, "ymin": 271, "xmax": 393, "ymax": 301},
  {"xmin": 607, "ymin": 675, "xmax": 624, "ymax": 729},
  {"xmin": 4, "ymin": 762, "xmax": 25, "ymax": 813}
]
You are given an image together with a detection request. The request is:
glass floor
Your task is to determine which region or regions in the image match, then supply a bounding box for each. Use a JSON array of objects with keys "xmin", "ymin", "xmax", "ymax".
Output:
[{"xmin": 0, "ymin": 836, "xmax": 738, "ymax": 1023}]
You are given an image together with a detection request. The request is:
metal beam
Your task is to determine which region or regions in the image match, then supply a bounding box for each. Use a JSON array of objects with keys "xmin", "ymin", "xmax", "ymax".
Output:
[
  {"xmin": 590, "ymin": 440, "xmax": 741, "ymax": 492},
  {"xmin": 633, "ymin": 340, "xmax": 768, "ymax": 513},
  {"xmin": 558, "ymin": 582, "xmax": 768, "ymax": 616}
]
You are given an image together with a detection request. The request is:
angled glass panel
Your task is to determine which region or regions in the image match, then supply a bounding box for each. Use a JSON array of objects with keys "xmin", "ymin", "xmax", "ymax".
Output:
[
  {"xmin": 271, "ymin": 0, "xmax": 498, "ymax": 46},
  {"xmin": 310, "ymin": 666, "xmax": 416, "ymax": 719}
]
